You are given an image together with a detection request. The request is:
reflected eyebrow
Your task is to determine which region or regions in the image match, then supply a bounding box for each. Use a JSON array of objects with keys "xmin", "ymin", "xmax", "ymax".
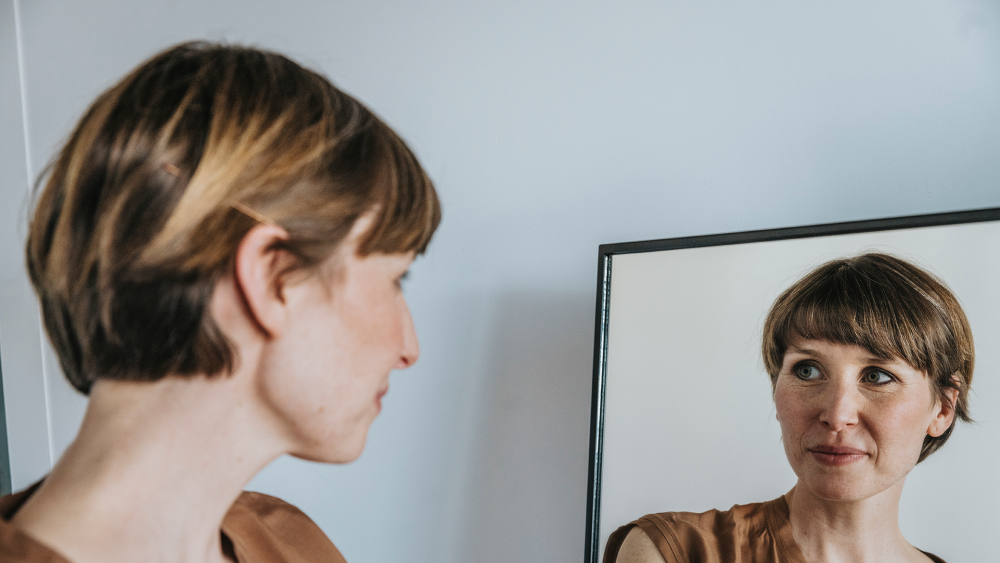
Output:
[
  {"xmin": 787, "ymin": 346, "xmax": 893, "ymax": 364},
  {"xmin": 864, "ymin": 355, "xmax": 897, "ymax": 365}
]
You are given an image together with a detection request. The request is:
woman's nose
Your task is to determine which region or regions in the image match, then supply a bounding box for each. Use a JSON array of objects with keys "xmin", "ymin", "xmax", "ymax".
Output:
[
  {"xmin": 818, "ymin": 379, "xmax": 859, "ymax": 431},
  {"xmin": 396, "ymin": 299, "xmax": 420, "ymax": 369}
]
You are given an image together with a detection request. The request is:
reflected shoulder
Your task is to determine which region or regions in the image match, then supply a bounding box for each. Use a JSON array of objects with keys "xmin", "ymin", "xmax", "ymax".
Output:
[{"xmin": 614, "ymin": 527, "xmax": 669, "ymax": 563}]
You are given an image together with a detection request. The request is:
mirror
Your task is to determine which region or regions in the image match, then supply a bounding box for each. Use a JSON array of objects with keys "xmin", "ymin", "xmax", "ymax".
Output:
[{"xmin": 586, "ymin": 208, "xmax": 1000, "ymax": 562}]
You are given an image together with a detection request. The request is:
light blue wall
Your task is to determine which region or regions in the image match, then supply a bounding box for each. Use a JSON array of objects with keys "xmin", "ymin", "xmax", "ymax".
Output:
[
  {"xmin": 0, "ymin": 0, "xmax": 50, "ymax": 495},
  {"xmin": 6, "ymin": 1, "xmax": 1000, "ymax": 562}
]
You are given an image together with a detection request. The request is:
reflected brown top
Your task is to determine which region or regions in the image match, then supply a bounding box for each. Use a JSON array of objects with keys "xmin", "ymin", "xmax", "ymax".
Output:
[
  {"xmin": 0, "ymin": 483, "xmax": 347, "ymax": 563},
  {"xmin": 603, "ymin": 496, "xmax": 946, "ymax": 563}
]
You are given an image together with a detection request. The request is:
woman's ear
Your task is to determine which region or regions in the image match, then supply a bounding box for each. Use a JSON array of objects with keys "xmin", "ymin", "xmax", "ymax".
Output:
[
  {"xmin": 233, "ymin": 224, "xmax": 294, "ymax": 338},
  {"xmin": 927, "ymin": 382, "xmax": 960, "ymax": 438}
]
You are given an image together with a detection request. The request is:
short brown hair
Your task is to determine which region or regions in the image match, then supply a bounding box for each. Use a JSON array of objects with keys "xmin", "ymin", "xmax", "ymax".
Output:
[
  {"xmin": 762, "ymin": 253, "xmax": 973, "ymax": 462},
  {"xmin": 27, "ymin": 41, "xmax": 440, "ymax": 394}
]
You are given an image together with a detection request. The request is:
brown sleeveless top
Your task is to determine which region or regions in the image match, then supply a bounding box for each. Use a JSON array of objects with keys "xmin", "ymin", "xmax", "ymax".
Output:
[
  {"xmin": 0, "ymin": 483, "xmax": 347, "ymax": 562},
  {"xmin": 603, "ymin": 496, "xmax": 946, "ymax": 563}
]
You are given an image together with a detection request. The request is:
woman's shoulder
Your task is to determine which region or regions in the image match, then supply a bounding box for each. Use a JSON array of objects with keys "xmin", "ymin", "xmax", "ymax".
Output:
[
  {"xmin": 0, "ymin": 486, "xmax": 347, "ymax": 563},
  {"xmin": 0, "ymin": 485, "xmax": 70, "ymax": 562},
  {"xmin": 223, "ymin": 491, "xmax": 348, "ymax": 563},
  {"xmin": 605, "ymin": 497, "xmax": 802, "ymax": 563}
]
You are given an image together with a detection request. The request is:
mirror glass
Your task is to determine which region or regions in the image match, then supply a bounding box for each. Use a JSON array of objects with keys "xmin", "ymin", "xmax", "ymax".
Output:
[{"xmin": 592, "ymin": 211, "xmax": 1000, "ymax": 562}]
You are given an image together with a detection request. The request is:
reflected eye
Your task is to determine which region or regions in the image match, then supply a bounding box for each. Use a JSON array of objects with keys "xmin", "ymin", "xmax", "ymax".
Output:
[
  {"xmin": 394, "ymin": 271, "xmax": 410, "ymax": 291},
  {"xmin": 862, "ymin": 369, "xmax": 894, "ymax": 385},
  {"xmin": 793, "ymin": 363, "xmax": 821, "ymax": 380}
]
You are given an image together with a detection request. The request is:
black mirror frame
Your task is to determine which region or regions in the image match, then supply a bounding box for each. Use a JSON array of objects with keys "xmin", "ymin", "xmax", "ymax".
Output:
[{"xmin": 0, "ymin": 342, "xmax": 11, "ymax": 496}]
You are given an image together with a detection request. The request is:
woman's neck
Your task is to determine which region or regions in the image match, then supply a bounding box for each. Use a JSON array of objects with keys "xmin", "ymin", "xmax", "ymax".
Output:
[
  {"xmin": 10, "ymin": 370, "xmax": 286, "ymax": 563},
  {"xmin": 785, "ymin": 481, "xmax": 929, "ymax": 563}
]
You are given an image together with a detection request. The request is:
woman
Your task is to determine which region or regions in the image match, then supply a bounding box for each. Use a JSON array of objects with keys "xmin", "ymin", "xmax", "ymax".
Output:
[
  {"xmin": 0, "ymin": 41, "xmax": 439, "ymax": 562},
  {"xmin": 606, "ymin": 253, "xmax": 972, "ymax": 563}
]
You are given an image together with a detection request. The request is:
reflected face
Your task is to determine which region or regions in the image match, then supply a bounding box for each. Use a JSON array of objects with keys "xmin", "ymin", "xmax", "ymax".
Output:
[
  {"xmin": 774, "ymin": 339, "xmax": 947, "ymax": 502},
  {"xmin": 258, "ymin": 244, "xmax": 419, "ymax": 463}
]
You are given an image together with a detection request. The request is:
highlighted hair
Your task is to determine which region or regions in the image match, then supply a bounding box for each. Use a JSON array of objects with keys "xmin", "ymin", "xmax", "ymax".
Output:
[{"xmin": 27, "ymin": 42, "xmax": 440, "ymax": 394}]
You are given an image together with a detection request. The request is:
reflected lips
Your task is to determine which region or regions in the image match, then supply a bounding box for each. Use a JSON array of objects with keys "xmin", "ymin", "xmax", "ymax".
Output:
[{"xmin": 809, "ymin": 445, "xmax": 867, "ymax": 466}]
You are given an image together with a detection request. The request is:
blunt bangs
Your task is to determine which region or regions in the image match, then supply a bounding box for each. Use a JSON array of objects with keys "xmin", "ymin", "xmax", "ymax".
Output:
[{"xmin": 764, "ymin": 258, "xmax": 950, "ymax": 380}]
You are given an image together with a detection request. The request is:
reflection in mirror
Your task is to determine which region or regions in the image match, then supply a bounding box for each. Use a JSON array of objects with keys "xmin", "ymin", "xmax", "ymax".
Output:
[{"xmin": 587, "ymin": 209, "xmax": 1000, "ymax": 563}]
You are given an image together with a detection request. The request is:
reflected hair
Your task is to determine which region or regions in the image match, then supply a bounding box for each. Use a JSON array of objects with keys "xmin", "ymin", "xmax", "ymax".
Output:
[
  {"xmin": 761, "ymin": 253, "xmax": 973, "ymax": 463},
  {"xmin": 27, "ymin": 41, "xmax": 441, "ymax": 395}
]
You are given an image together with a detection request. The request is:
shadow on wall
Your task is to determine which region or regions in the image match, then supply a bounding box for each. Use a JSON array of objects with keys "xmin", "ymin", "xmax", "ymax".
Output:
[{"xmin": 456, "ymin": 290, "xmax": 594, "ymax": 563}]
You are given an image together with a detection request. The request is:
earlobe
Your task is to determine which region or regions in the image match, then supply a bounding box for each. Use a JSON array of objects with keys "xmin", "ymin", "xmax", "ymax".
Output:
[
  {"xmin": 234, "ymin": 224, "xmax": 293, "ymax": 338},
  {"xmin": 927, "ymin": 387, "xmax": 959, "ymax": 438}
]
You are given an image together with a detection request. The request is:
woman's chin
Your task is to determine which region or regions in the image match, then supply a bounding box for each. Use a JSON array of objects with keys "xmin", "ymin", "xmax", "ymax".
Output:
[
  {"xmin": 290, "ymin": 431, "xmax": 370, "ymax": 464},
  {"xmin": 799, "ymin": 473, "xmax": 878, "ymax": 503}
]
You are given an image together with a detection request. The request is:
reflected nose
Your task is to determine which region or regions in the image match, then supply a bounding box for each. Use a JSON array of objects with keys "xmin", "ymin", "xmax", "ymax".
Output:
[
  {"xmin": 396, "ymin": 298, "xmax": 419, "ymax": 369},
  {"xmin": 818, "ymin": 378, "xmax": 859, "ymax": 431}
]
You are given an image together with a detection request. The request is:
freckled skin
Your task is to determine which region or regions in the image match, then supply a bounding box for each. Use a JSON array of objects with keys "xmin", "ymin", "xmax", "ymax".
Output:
[{"xmin": 774, "ymin": 339, "xmax": 949, "ymax": 502}]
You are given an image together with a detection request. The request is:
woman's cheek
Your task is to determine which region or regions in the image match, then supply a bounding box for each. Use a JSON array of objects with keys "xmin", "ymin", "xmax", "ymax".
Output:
[
  {"xmin": 871, "ymin": 396, "xmax": 929, "ymax": 458},
  {"xmin": 773, "ymin": 382, "xmax": 795, "ymax": 424},
  {"xmin": 774, "ymin": 384, "xmax": 813, "ymax": 440}
]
